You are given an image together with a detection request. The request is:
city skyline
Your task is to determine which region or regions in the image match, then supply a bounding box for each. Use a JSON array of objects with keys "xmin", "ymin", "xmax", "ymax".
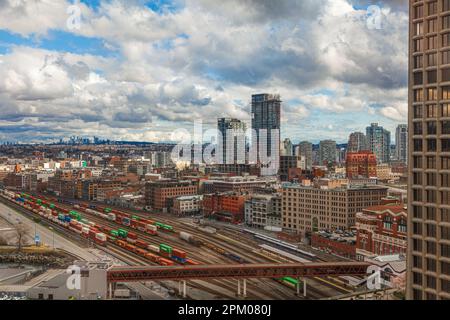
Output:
[{"xmin": 0, "ymin": 0, "xmax": 408, "ymax": 144}]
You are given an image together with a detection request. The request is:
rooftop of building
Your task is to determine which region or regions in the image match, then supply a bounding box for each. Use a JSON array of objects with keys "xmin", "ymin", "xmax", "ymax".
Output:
[
  {"xmin": 282, "ymin": 182, "xmax": 388, "ymax": 191},
  {"xmin": 315, "ymin": 230, "xmax": 357, "ymax": 244}
]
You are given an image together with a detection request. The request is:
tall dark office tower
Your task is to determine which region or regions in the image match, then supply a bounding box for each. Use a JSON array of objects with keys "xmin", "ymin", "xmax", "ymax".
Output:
[
  {"xmin": 251, "ymin": 94, "xmax": 281, "ymax": 176},
  {"xmin": 395, "ymin": 124, "xmax": 408, "ymax": 164},
  {"xmin": 408, "ymin": 0, "xmax": 450, "ymax": 300},
  {"xmin": 217, "ymin": 118, "xmax": 247, "ymax": 165}
]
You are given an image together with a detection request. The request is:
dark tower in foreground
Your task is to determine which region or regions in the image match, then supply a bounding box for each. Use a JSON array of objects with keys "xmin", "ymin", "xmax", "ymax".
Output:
[{"xmin": 408, "ymin": 0, "xmax": 450, "ymax": 300}]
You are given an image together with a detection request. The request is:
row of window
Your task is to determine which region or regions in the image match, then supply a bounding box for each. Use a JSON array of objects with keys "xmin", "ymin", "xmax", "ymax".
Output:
[
  {"xmin": 412, "ymin": 206, "xmax": 450, "ymax": 222},
  {"xmin": 413, "ymin": 222, "xmax": 450, "ymax": 239},
  {"xmin": 413, "ymin": 69, "xmax": 450, "ymax": 85},
  {"xmin": 413, "ymin": 155, "xmax": 450, "ymax": 169},
  {"xmin": 414, "ymin": 1, "xmax": 450, "ymax": 20},
  {"xmin": 413, "ymin": 138, "xmax": 450, "ymax": 152},
  {"xmin": 413, "ymin": 87, "xmax": 450, "ymax": 102},
  {"xmin": 413, "ymin": 103, "xmax": 450, "ymax": 118},
  {"xmin": 413, "ymin": 172, "xmax": 450, "ymax": 187},
  {"xmin": 412, "ymin": 189, "xmax": 450, "ymax": 204},
  {"xmin": 413, "ymin": 51, "xmax": 450, "ymax": 68},
  {"xmin": 413, "ymin": 120, "xmax": 450, "ymax": 134}
]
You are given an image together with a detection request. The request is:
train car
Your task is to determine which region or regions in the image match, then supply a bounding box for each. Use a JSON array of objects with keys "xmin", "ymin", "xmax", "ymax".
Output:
[
  {"xmin": 172, "ymin": 248, "xmax": 187, "ymax": 259},
  {"xmin": 125, "ymin": 244, "xmax": 137, "ymax": 253},
  {"xmin": 94, "ymin": 233, "xmax": 107, "ymax": 246},
  {"xmin": 111, "ymin": 230, "xmax": 119, "ymax": 237},
  {"xmin": 135, "ymin": 248, "xmax": 147, "ymax": 257},
  {"xmin": 107, "ymin": 213, "xmax": 116, "ymax": 221},
  {"xmin": 122, "ymin": 217, "xmax": 131, "ymax": 227},
  {"xmin": 146, "ymin": 224, "xmax": 158, "ymax": 235},
  {"xmin": 81, "ymin": 227, "xmax": 90, "ymax": 237},
  {"xmin": 279, "ymin": 277, "xmax": 301, "ymax": 289},
  {"xmin": 117, "ymin": 240, "xmax": 127, "ymax": 248},
  {"xmin": 159, "ymin": 258, "xmax": 174, "ymax": 266},
  {"xmin": 145, "ymin": 252, "xmax": 159, "ymax": 263},
  {"xmin": 185, "ymin": 259, "xmax": 200, "ymax": 265},
  {"xmin": 135, "ymin": 240, "xmax": 148, "ymax": 249},
  {"xmin": 118, "ymin": 229, "xmax": 128, "ymax": 239},
  {"xmin": 147, "ymin": 244, "xmax": 160, "ymax": 253},
  {"xmin": 179, "ymin": 232, "xmax": 202, "ymax": 246},
  {"xmin": 159, "ymin": 244, "xmax": 172, "ymax": 258}
]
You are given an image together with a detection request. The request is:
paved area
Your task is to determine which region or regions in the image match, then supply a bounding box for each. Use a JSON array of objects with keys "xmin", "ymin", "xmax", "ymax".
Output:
[
  {"xmin": 0, "ymin": 202, "xmax": 98, "ymax": 261},
  {"xmin": 0, "ymin": 202, "xmax": 172, "ymax": 300}
]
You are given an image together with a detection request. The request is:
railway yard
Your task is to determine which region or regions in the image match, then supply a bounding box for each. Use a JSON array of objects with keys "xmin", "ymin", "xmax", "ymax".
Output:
[{"xmin": 0, "ymin": 190, "xmax": 362, "ymax": 300}]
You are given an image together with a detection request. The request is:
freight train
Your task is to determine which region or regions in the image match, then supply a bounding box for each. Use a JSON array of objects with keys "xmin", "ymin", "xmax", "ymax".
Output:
[{"xmin": 0, "ymin": 190, "xmax": 192, "ymax": 266}]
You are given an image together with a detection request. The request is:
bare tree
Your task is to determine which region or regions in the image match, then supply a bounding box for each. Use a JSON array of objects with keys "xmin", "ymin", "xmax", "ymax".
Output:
[{"xmin": 14, "ymin": 223, "xmax": 30, "ymax": 252}]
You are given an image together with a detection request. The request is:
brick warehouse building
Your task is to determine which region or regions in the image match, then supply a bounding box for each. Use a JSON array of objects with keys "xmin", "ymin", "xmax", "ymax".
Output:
[
  {"xmin": 346, "ymin": 151, "xmax": 377, "ymax": 179},
  {"xmin": 202, "ymin": 192, "xmax": 247, "ymax": 223},
  {"xmin": 356, "ymin": 204, "xmax": 407, "ymax": 259},
  {"xmin": 145, "ymin": 180, "xmax": 198, "ymax": 212}
]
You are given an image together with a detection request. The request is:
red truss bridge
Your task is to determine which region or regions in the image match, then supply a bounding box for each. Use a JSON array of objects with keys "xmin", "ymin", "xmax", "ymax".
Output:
[{"xmin": 107, "ymin": 262, "xmax": 370, "ymax": 282}]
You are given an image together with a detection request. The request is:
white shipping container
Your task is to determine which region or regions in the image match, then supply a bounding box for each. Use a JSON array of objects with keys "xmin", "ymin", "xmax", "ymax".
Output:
[
  {"xmin": 95, "ymin": 233, "xmax": 107, "ymax": 242},
  {"xmin": 179, "ymin": 231, "xmax": 192, "ymax": 242},
  {"xmin": 146, "ymin": 225, "xmax": 158, "ymax": 232},
  {"xmin": 107, "ymin": 213, "xmax": 116, "ymax": 221},
  {"xmin": 147, "ymin": 245, "xmax": 160, "ymax": 253},
  {"xmin": 82, "ymin": 227, "xmax": 90, "ymax": 234}
]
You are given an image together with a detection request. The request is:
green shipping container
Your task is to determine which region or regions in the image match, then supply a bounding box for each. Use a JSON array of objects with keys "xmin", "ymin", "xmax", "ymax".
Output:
[
  {"xmin": 49, "ymin": 204, "xmax": 55, "ymax": 209},
  {"xmin": 118, "ymin": 229, "xmax": 128, "ymax": 238},
  {"xmin": 111, "ymin": 230, "xmax": 119, "ymax": 237},
  {"xmin": 159, "ymin": 244, "xmax": 172, "ymax": 253},
  {"xmin": 155, "ymin": 222, "xmax": 164, "ymax": 228},
  {"xmin": 132, "ymin": 215, "xmax": 139, "ymax": 220}
]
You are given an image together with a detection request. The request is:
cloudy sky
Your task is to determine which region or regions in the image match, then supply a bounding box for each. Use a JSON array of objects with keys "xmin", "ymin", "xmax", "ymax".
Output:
[{"xmin": 0, "ymin": 0, "xmax": 408, "ymax": 144}]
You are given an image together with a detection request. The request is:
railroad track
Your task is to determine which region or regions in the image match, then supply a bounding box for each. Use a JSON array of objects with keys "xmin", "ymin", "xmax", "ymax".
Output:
[{"xmin": 28, "ymin": 194, "xmax": 354, "ymax": 299}]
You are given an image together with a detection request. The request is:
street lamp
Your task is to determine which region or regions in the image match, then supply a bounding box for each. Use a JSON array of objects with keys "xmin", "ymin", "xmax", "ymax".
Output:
[{"xmin": 48, "ymin": 226, "xmax": 55, "ymax": 250}]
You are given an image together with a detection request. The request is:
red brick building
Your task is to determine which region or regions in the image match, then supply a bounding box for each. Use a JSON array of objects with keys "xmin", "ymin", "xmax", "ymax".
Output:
[
  {"xmin": 346, "ymin": 151, "xmax": 377, "ymax": 179},
  {"xmin": 202, "ymin": 192, "xmax": 247, "ymax": 223},
  {"xmin": 145, "ymin": 180, "xmax": 198, "ymax": 212},
  {"xmin": 356, "ymin": 205, "xmax": 407, "ymax": 258}
]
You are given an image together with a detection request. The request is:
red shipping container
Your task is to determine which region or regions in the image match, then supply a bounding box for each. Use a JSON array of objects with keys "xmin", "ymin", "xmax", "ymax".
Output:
[
  {"xmin": 172, "ymin": 249, "xmax": 187, "ymax": 259},
  {"xmin": 130, "ymin": 220, "xmax": 139, "ymax": 228},
  {"xmin": 135, "ymin": 240, "xmax": 147, "ymax": 248},
  {"xmin": 127, "ymin": 232, "xmax": 137, "ymax": 240}
]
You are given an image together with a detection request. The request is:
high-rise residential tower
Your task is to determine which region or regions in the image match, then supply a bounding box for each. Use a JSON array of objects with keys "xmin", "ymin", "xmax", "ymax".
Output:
[
  {"xmin": 217, "ymin": 118, "xmax": 247, "ymax": 165},
  {"xmin": 296, "ymin": 141, "xmax": 313, "ymax": 170},
  {"xmin": 347, "ymin": 132, "xmax": 369, "ymax": 153},
  {"xmin": 281, "ymin": 138, "xmax": 293, "ymax": 156},
  {"xmin": 251, "ymin": 93, "xmax": 281, "ymax": 176},
  {"xmin": 366, "ymin": 123, "xmax": 391, "ymax": 164},
  {"xmin": 395, "ymin": 124, "xmax": 408, "ymax": 164},
  {"xmin": 319, "ymin": 140, "xmax": 337, "ymax": 166},
  {"xmin": 408, "ymin": 0, "xmax": 450, "ymax": 300}
]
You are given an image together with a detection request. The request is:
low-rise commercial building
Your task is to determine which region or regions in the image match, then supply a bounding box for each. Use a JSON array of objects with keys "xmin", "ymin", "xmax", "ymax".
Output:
[
  {"xmin": 145, "ymin": 180, "xmax": 198, "ymax": 212},
  {"xmin": 282, "ymin": 182, "xmax": 388, "ymax": 237},
  {"xmin": 245, "ymin": 194, "xmax": 282, "ymax": 229},
  {"xmin": 356, "ymin": 204, "xmax": 407, "ymax": 259}
]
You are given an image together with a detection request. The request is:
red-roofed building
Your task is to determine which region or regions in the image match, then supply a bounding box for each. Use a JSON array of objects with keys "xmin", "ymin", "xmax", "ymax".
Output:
[{"xmin": 355, "ymin": 204, "xmax": 407, "ymax": 260}]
